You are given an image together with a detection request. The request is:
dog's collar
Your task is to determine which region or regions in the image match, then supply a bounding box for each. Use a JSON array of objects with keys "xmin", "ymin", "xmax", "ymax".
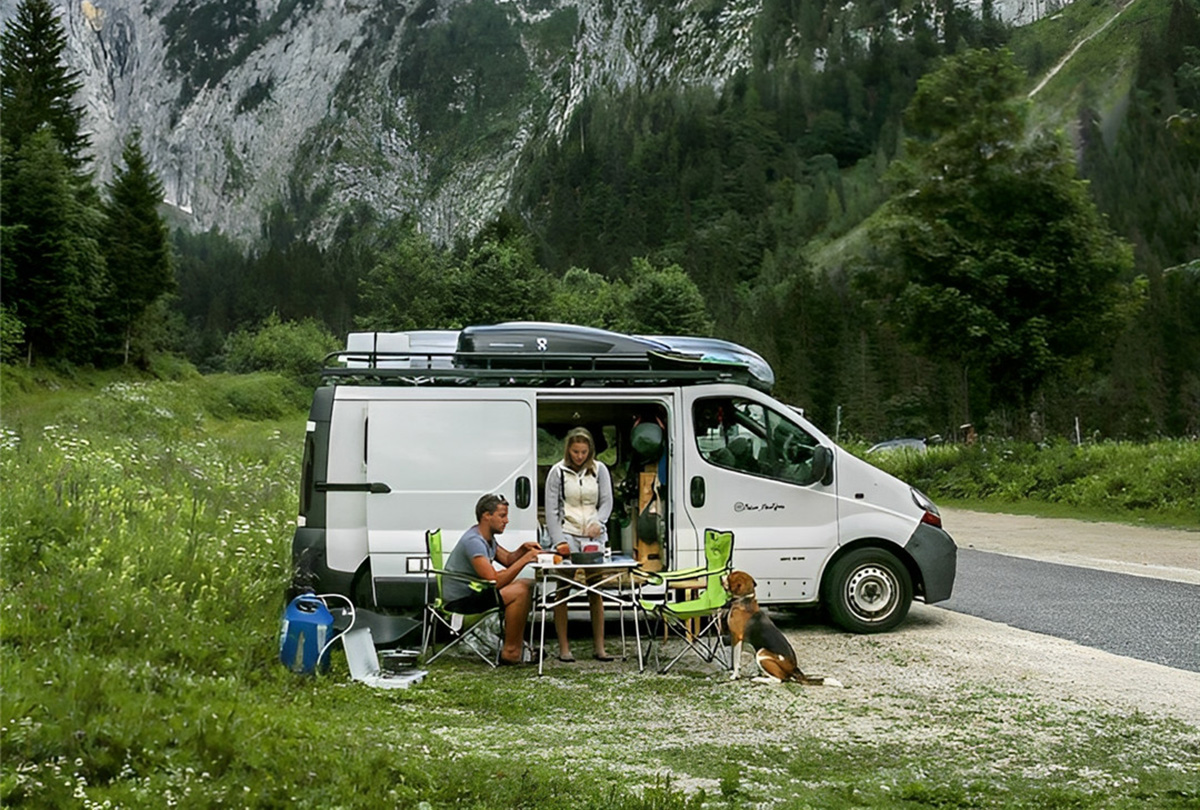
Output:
[{"xmin": 731, "ymin": 592, "xmax": 757, "ymax": 603}]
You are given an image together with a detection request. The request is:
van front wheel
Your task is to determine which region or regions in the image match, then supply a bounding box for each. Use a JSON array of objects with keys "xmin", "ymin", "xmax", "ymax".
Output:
[{"xmin": 824, "ymin": 548, "xmax": 912, "ymax": 633}]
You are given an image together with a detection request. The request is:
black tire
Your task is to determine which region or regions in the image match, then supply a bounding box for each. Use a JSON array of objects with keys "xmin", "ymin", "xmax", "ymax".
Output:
[
  {"xmin": 349, "ymin": 562, "xmax": 375, "ymax": 609},
  {"xmin": 823, "ymin": 547, "xmax": 913, "ymax": 633}
]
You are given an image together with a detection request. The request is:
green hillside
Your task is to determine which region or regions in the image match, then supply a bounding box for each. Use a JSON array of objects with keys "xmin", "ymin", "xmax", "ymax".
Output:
[{"xmin": 5, "ymin": 0, "xmax": 1197, "ymax": 442}]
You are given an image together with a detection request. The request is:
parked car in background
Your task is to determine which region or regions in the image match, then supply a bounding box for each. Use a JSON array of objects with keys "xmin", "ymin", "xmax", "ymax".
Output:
[{"xmin": 866, "ymin": 437, "xmax": 928, "ymax": 455}]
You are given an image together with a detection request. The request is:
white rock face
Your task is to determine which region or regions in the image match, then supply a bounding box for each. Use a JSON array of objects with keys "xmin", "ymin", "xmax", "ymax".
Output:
[{"xmin": 0, "ymin": 0, "xmax": 1069, "ymax": 244}]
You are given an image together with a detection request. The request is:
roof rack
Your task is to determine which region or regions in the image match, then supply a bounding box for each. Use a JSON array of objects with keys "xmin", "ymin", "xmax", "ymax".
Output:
[{"xmin": 319, "ymin": 349, "xmax": 759, "ymax": 388}]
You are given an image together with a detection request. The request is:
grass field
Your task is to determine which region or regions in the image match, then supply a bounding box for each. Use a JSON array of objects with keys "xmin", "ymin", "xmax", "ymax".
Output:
[
  {"xmin": 856, "ymin": 439, "xmax": 1200, "ymax": 529},
  {"xmin": 2, "ymin": 369, "xmax": 1197, "ymax": 807}
]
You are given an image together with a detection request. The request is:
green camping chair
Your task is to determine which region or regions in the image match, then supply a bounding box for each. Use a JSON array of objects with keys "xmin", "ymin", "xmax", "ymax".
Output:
[
  {"xmin": 639, "ymin": 528, "xmax": 735, "ymax": 674},
  {"xmin": 421, "ymin": 528, "xmax": 503, "ymax": 667}
]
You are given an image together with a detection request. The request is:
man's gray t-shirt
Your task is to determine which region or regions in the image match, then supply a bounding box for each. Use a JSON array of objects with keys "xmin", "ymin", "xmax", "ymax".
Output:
[{"xmin": 442, "ymin": 525, "xmax": 494, "ymax": 603}]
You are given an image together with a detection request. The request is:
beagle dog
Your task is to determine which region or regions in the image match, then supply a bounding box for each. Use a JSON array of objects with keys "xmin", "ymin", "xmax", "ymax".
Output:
[{"xmin": 724, "ymin": 570, "xmax": 831, "ymax": 685}]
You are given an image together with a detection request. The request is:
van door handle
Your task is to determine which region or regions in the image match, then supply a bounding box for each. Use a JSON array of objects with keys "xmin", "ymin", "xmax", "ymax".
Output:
[
  {"xmin": 315, "ymin": 481, "xmax": 392, "ymax": 494},
  {"xmin": 515, "ymin": 476, "xmax": 531, "ymax": 508},
  {"xmin": 690, "ymin": 476, "xmax": 705, "ymax": 508}
]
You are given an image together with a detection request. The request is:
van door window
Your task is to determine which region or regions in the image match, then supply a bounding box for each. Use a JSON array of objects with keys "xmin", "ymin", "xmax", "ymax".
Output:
[{"xmin": 693, "ymin": 397, "xmax": 824, "ymax": 486}]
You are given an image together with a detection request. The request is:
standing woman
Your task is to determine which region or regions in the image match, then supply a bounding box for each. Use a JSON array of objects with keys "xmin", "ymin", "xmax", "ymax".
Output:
[{"xmin": 545, "ymin": 427, "xmax": 614, "ymax": 661}]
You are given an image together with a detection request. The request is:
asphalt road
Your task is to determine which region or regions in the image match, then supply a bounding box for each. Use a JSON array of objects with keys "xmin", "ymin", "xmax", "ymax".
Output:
[{"xmin": 937, "ymin": 548, "xmax": 1200, "ymax": 673}]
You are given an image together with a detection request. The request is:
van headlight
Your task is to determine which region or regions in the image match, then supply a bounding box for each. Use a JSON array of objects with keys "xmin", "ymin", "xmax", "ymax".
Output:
[{"xmin": 911, "ymin": 487, "xmax": 942, "ymax": 527}]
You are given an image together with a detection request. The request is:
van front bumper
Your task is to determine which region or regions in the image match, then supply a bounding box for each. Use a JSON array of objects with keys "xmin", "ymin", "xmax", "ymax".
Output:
[{"xmin": 905, "ymin": 522, "xmax": 957, "ymax": 603}]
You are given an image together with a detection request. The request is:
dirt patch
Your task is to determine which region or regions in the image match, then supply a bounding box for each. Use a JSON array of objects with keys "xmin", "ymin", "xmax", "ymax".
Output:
[
  {"xmin": 766, "ymin": 510, "xmax": 1200, "ymax": 731},
  {"xmin": 553, "ymin": 510, "xmax": 1200, "ymax": 743},
  {"xmin": 788, "ymin": 603, "xmax": 1200, "ymax": 729}
]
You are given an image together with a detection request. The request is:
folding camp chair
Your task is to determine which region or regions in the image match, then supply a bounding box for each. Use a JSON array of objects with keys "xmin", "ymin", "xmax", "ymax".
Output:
[
  {"xmin": 421, "ymin": 528, "xmax": 503, "ymax": 666},
  {"xmin": 639, "ymin": 528, "xmax": 735, "ymax": 674}
]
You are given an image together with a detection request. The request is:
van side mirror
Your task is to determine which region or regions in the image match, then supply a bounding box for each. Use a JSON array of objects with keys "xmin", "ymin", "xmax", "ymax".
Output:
[{"xmin": 812, "ymin": 446, "xmax": 833, "ymax": 486}]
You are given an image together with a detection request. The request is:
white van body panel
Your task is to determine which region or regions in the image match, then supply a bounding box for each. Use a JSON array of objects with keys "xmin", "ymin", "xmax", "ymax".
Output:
[
  {"xmin": 325, "ymin": 397, "xmax": 369, "ymax": 573},
  {"xmin": 833, "ymin": 449, "xmax": 924, "ymax": 546},
  {"xmin": 321, "ymin": 383, "xmax": 926, "ymax": 602},
  {"xmin": 293, "ymin": 353, "xmax": 955, "ymax": 626},
  {"xmin": 678, "ymin": 385, "xmax": 839, "ymax": 602},
  {"xmin": 329, "ymin": 388, "xmax": 539, "ymax": 586},
  {"xmin": 365, "ymin": 396, "xmax": 539, "ymax": 569}
]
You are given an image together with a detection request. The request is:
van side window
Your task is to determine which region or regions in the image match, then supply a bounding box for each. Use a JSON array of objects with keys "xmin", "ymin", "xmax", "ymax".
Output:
[{"xmin": 693, "ymin": 398, "xmax": 823, "ymax": 486}]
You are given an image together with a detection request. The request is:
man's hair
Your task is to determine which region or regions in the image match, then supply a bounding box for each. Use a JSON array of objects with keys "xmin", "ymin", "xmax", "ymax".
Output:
[{"xmin": 475, "ymin": 493, "xmax": 508, "ymax": 522}]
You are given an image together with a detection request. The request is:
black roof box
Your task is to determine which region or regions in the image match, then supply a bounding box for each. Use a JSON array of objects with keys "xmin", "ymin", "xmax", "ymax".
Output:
[
  {"xmin": 324, "ymin": 322, "xmax": 773, "ymax": 391},
  {"xmin": 457, "ymin": 323, "xmax": 669, "ymax": 359},
  {"xmin": 641, "ymin": 335, "xmax": 775, "ymax": 391}
]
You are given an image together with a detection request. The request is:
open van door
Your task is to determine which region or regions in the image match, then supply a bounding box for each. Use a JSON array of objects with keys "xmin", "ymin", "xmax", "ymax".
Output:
[
  {"xmin": 680, "ymin": 389, "xmax": 838, "ymax": 602},
  {"xmin": 364, "ymin": 393, "xmax": 538, "ymax": 602}
]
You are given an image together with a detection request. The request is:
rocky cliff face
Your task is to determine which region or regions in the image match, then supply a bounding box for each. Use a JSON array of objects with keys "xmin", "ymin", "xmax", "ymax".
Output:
[{"xmin": 2, "ymin": 0, "xmax": 1071, "ymax": 244}]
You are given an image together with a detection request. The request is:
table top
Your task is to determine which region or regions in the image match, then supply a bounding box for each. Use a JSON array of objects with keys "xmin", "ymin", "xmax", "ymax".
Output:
[{"xmin": 533, "ymin": 554, "xmax": 639, "ymax": 570}]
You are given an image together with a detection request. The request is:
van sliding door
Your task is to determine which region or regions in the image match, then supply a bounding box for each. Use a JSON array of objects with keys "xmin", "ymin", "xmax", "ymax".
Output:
[{"xmin": 365, "ymin": 394, "xmax": 538, "ymax": 578}]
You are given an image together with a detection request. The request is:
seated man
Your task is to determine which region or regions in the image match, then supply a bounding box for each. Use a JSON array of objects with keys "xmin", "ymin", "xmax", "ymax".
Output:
[{"xmin": 442, "ymin": 493, "xmax": 541, "ymax": 665}]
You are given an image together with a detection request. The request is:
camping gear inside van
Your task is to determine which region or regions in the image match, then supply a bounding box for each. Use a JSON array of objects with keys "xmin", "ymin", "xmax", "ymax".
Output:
[{"xmin": 292, "ymin": 322, "xmax": 956, "ymax": 635}]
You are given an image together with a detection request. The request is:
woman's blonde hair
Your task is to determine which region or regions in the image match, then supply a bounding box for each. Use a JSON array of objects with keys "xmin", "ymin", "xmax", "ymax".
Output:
[{"xmin": 562, "ymin": 426, "xmax": 596, "ymax": 473}]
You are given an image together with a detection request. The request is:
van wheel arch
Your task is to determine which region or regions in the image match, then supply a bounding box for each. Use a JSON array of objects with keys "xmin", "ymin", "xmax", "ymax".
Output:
[
  {"xmin": 820, "ymin": 541, "xmax": 918, "ymax": 634},
  {"xmin": 349, "ymin": 560, "xmax": 375, "ymax": 608}
]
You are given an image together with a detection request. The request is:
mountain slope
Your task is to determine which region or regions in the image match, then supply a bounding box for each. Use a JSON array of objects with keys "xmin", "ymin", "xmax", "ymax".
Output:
[{"xmin": 2, "ymin": 0, "xmax": 1072, "ymax": 244}]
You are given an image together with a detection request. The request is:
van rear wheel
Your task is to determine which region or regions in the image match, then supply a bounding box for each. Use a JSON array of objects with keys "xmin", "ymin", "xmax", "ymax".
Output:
[{"xmin": 824, "ymin": 548, "xmax": 912, "ymax": 633}]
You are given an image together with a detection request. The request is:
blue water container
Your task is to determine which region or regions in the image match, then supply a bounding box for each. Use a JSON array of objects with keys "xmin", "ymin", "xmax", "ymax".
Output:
[{"xmin": 279, "ymin": 594, "xmax": 334, "ymax": 674}]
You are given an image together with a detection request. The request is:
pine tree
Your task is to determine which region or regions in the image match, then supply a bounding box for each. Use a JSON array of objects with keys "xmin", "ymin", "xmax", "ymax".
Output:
[
  {"xmin": 101, "ymin": 133, "xmax": 174, "ymax": 365},
  {"xmin": 619, "ymin": 259, "xmax": 712, "ymax": 335},
  {"xmin": 1, "ymin": 130, "xmax": 104, "ymax": 362},
  {"xmin": 862, "ymin": 48, "xmax": 1134, "ymax": 423},
  {"xmin": 0, "ymin": 0, "xmax": 90, "ymax": 169}
]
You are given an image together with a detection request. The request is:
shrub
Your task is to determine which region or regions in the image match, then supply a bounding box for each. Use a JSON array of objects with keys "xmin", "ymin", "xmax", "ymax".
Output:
[
  {"xmin": 224, "ymin": 313, "xmax": 338, "ymax": 385},
  {"xmin": 861, "ymin": 438, "xmax": 1200, "ymax": 524},
  {"xmin": 0, "ymin": 305, "xmax": 25, "ymax": 365},
  {"xmin": 198, "ymin": 372, "xmax": 309, "ymax": 421}
]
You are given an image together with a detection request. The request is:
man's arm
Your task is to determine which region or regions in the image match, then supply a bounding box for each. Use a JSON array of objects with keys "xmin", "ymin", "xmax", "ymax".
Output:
[{"xmin": 471, "ymin": 547, "xmax": 538, "ymax": 589}]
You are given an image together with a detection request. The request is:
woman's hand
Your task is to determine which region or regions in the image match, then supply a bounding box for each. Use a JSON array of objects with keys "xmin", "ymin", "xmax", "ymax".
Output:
[{"xmin": 584, "ymin": 522, "xmax": 602, "ymax": 539}]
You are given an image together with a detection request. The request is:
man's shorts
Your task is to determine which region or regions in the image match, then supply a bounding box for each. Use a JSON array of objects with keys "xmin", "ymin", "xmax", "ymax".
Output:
[{"xmin": 443, "ymin": 587, "xmax": 503, "ymax": 614}]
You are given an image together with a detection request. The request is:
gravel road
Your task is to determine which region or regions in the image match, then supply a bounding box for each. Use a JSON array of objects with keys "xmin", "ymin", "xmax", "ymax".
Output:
[{"xmin": 773, "ymin": 509, "xmax": 1200, "ymax": 729}]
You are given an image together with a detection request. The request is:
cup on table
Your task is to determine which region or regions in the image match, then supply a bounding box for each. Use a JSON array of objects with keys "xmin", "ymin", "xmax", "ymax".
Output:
[{"xmin": 537, "ymin": 552, "xmax": 556, "ymax": 566}]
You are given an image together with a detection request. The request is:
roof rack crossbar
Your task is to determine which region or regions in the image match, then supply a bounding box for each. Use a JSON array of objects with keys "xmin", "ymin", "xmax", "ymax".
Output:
[{"xmin": 319, "ymin": 349, "xmax": 752, "ymax": 387}]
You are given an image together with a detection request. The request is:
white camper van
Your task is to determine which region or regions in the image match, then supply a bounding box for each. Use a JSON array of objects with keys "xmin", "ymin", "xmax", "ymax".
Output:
[{"xmin": 290, "ymin": 323, "xmax": 955, "ymax": 634}]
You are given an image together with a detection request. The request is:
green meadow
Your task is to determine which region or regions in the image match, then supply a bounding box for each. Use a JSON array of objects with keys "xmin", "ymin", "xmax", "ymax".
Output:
[{"xmin": 2, "ymin": 369, "xmax": 1197, "ymax": 808}]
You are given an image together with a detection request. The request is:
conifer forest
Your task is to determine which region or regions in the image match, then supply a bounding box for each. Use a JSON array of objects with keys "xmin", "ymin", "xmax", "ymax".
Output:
[{"xmin": 2, "ymin": 0, "xmax": 1198, "ymax": 441}]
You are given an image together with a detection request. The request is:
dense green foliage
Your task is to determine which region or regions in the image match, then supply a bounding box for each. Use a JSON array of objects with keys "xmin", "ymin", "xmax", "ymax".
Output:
[
  {"xmin": 862, "ymin": 48, "xmax": 1133, "ymax": 416},
  {"xmin": 1, "ymin": 374, "xmax": 1196, "ymax": 806},
  {"xmin": 100, "ymin": 134, "xmax": 176, "ymax": 365},
  {"xmin": 0, "ymin": 0, "xmax": 174, "ymax": 369},
  {"xmin": 862, "ymin": 439, "xmax": 1200, "ymax": 526},
  {"xmin": 0, "ymin": 0, "xmax": 89, "ymax": 167},
  {"xmin": 394, "ymin": 0, "xmax": 537, "ymax": 185},
  {"xmin": 5, "ymin": 0, "xmax": 1198, "ymax": 442},
  {"xmin": 223, "ymin": 313, "xmax": 340, "ymax": 387},
  {"xmin": 0, "ymin": 129, "xmax": 105, "ymax": 363}
]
